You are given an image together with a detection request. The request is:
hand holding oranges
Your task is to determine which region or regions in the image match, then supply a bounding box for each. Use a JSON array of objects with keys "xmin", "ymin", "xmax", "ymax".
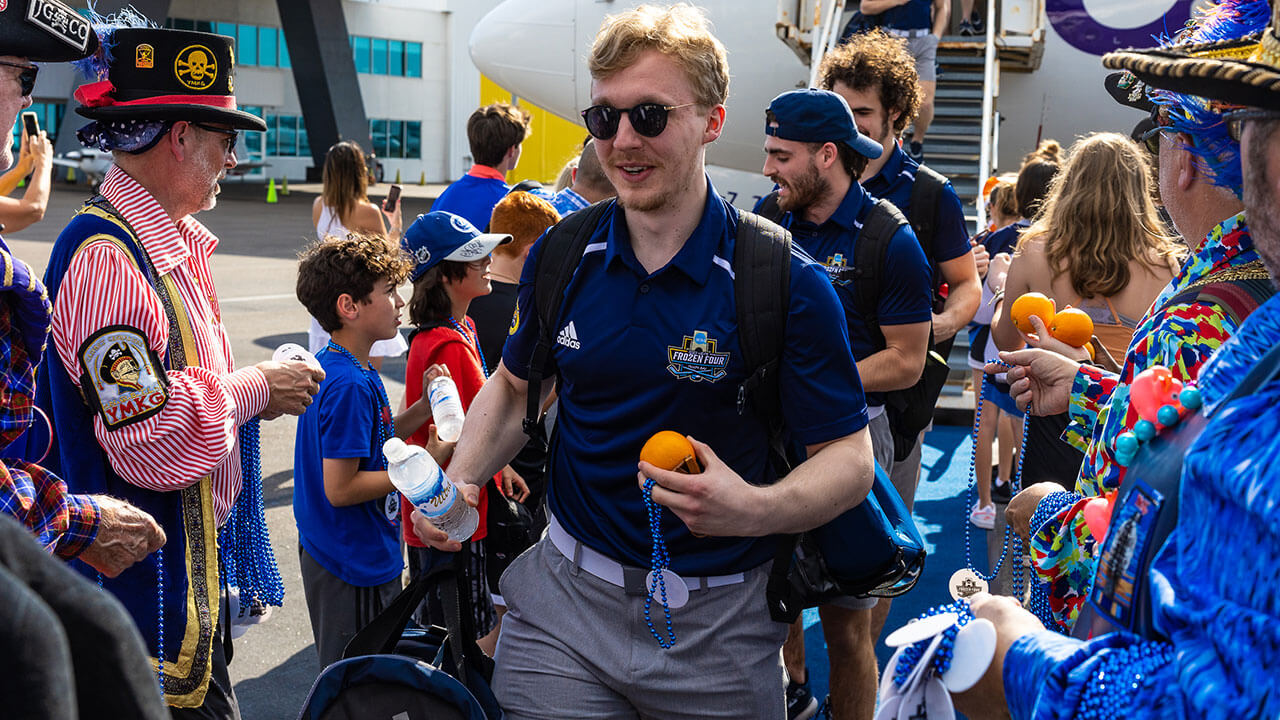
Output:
[
  {"xmin": 1010, "ymin": 292, "xmax": 1056, "ymax": 334},
  {"xmin": 1011, "ymin": 293, "xmax": 1096, "ymax": 356}
]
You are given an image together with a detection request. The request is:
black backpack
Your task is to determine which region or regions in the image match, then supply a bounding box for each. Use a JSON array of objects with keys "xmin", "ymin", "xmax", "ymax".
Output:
[{"xmin": 520, "ymin": 200, "xmax": 792, "ymax": 462}]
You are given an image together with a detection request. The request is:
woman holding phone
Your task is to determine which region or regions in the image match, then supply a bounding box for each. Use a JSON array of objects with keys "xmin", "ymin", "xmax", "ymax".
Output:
[
  {"xmin": 0, "ymin": 112, "xmax": 53, "ymax": 233},
  {"xmin": 308, "ymin": 140, "xmax": 406, "ymax": 366}
]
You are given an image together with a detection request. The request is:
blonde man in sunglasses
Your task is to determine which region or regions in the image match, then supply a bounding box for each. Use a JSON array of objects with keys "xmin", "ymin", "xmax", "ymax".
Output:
[{"xmin": 411, "ymin": 5, "xmax": 875, "ymax": 718}]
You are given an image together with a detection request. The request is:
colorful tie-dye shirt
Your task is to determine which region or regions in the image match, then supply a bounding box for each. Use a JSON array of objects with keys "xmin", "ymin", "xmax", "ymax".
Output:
[{"xmin": 1030, "ymin": 213, "xmax": 1274, "ymax": 630}]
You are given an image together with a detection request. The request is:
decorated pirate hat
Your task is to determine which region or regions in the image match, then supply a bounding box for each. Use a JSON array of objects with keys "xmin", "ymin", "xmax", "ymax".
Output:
[
  {"xmin": 1103, "ymin": 1, "xmax": 1280, "ymax": 111},
  {"xmin": 73, "ymin": 28, "xmax": 266, "ymax": 131},
  {"xmin": 0, "ymin": 0, "xmax": 99, "ymax": 62}
]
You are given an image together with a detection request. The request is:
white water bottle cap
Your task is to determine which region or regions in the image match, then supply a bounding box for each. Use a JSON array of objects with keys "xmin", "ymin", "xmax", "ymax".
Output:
[{"xmin": 383, "ymin": 437, "xmax": 412, "ymax": 464}]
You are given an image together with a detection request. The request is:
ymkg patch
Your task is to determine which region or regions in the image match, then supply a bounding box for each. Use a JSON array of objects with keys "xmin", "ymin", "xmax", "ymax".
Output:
[
  {"xmin": 666, "ymin": 330, "xmax": 730, "ymax": 383},
  {"xmin": 78, "ymin": 325, "xmax": 168, "ymax": 430}
]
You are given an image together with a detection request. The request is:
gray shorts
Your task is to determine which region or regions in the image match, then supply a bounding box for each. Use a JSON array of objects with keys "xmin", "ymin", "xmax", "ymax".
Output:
[
  {"xmin": 492, "ymin": 536, "xmax": 789, "ymax": 719},
  {"xmin": 906, "ymin": 32, "xmax": 939, "ymax": 82},
  {"xmin": 299, "ymin": 545, "xmax": 401, "ymax": 668}
]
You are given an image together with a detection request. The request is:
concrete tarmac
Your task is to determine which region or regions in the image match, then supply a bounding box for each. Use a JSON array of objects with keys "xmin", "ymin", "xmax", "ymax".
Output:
[{"xmin": 4, "ymin": 181, "xmax": 435, "ymax": 718}]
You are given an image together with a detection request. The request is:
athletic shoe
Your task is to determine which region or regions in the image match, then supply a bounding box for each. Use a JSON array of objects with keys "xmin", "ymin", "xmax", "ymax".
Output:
[
  {"xmin": 970, "ymin": 11, "xmax": 985, "ymax": 33},
  {"xmin": 991, "ymin": 478, "xmax": 1014, "ymax": 504},
  {"xmin": 970, "ymin": 501, "xmax": 996, "ymax": 530},
  {"xmin": 959, "ymin": 19, "xmax": 977, "ymax": 36},
  {"xmin": 907, "ymin": 141, "xmax": 925, "ymax": 162},
  {"xmin": 787, "ymin": 678, "xmax": 819, "ymax": 720}
]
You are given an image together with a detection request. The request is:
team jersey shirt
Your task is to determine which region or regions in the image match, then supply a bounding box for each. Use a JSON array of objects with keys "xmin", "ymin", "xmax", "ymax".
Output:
[
  {"xmin": 878, "ymin": 0, "xmax": 933, "ymax": 30},
  {"xmin": 551, "ymin": 188, "xmax": 591, "ymax": 217},
  {"xmin": 293, "ymin": 347, "xmax": 401, "ymax": 587},
  {"xmin": 49, "ymin": 165, "xmax": 269, "ymax": 526},
  {"xmin": 862, "ymin": 144, "xmax": 972, "ymax": 273},
  {"xmin": 767, "ymin": 182, "xmax": 932, "ymax": 407},
  {"xmin": 503, "ymin": 176, "xmax": 869, "ymax": 576},
  {"xmin": 432, "ymin": 165, "xmax": 510, "ymax": 229}
]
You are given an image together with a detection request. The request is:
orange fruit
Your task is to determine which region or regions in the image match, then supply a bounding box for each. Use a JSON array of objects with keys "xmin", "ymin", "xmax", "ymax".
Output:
[
  {"xmin": 640, "ymin": 431, "xmax": 702, "ymax": 473},
  {"xmin": 1049, "ymin": 307, "xmax": 1095, "ymax": 347},
  {"xmin": 1011, "ymin": 292, "xmax": 1056, "ymax": 334}
]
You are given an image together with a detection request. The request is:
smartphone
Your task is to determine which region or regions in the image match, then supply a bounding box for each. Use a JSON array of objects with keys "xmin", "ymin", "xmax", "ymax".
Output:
[
  {"xmin": 384, "ymin": 184, "xmax": 402, "ymax": 213},
  {"xmin": 21, "ymin": 112, "xmax": 39, "ymax": 139}
]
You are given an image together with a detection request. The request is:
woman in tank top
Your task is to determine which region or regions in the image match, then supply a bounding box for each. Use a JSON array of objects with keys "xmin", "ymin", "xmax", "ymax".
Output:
[
  {"xmin": 993, "ymin": 132, "xmax": 1183, "ymax": 490},
  {"xmin": 309, "ymin": 141, "xmax": 406, "ymax": 364}
]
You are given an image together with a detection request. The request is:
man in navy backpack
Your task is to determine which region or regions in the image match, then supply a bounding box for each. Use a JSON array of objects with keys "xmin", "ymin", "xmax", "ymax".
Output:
[
  {"xmin": 412, "ymin": 6, "xmax": 875, "ymax": 718},
  {"xmin": 761, "ymin": 88, "xmax": 933, "ymax": 720}
]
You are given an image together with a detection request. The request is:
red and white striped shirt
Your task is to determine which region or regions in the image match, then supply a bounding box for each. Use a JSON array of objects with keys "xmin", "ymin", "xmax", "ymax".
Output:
[{"xmin": 51, "ymin": 165, "xmax": 270, "ymax": 525}]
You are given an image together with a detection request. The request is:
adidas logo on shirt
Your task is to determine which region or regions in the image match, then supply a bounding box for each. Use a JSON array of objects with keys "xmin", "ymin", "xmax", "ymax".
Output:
[{"xmin": 556, "ymin": 321, "xmax": 581, "ymax": 350}]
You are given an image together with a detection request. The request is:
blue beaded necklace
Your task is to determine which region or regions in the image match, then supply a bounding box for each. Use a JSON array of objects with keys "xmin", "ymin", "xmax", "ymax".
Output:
[
  {"xmin": 641, "ymin": 477, "xmax": 677, "ymax": 649},
  {"xmin": 327, "ymin": 341, "xmax": 394, "ymax": 467},
  {"xmin": 448, "ymin": 315, "xmax": 488, "ymax": 379},
  {"xmin": 892, "ymin": 600, "xmax": 972, "ymax": 687},
  {"xmin": 965, "ymin": 360, "xmax": 1027, "ymax": 598}
]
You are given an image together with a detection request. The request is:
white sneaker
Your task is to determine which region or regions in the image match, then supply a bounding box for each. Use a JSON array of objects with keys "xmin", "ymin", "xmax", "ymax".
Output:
[{"xmin": 969, "ymin": 501, "xmax": 996, "ymax": 530}]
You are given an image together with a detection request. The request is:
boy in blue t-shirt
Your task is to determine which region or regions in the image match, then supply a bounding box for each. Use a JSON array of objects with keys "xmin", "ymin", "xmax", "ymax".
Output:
[{"xmin": 293, "ymin": 234, "xmax": 443, "ymax": 667}]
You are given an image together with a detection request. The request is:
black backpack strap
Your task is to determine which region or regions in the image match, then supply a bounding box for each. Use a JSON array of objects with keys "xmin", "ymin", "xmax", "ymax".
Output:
[
  {"xmin": 523, "ymin": 200, "xmax": 614, "ymax": 442},
  {"xmin": 907, "ymin": 164, "xmax": 948, "ymax": 308},
  {"xmin": 754, "ymin": 191, "xmax": 785, "ymax": 225},
  {"xmin": 732, "ymin": 209, "xmax": 791, "ymax": 449},
  {"xmin": 854, "ymin": 199, "xmax": 912, "ymax": 349}
]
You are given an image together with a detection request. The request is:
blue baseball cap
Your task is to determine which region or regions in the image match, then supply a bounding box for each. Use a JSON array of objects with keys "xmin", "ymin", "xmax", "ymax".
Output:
[
  {"xmin": 401, "ymin": 211, "xmax": 512, "ymax": 282},
  {"xmin": 765, "ymin": 89, "xmax": 882, "ymax": 159}
]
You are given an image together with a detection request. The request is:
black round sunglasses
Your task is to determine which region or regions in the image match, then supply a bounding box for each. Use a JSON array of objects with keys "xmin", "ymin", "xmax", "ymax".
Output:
[
  {"xmin": 0, "ymin": 60, "xmax": 38, "ymax": 97},
  {"xmin": 580, "ymin": 102, "xmax": 696, "ymax": 140}
]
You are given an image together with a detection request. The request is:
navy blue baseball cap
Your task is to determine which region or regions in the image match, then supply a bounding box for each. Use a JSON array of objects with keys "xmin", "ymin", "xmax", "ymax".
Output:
[
  {"xmin": 766, "ymin": 89, "xmax": 882, "ymax": 159},
  {"xmin": 401, "ymin": 211, "xmax": 511, "ymax": 282}
]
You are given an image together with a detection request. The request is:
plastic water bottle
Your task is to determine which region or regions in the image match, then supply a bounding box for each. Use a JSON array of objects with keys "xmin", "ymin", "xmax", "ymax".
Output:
[
  {"xmin": 426, "ymin": 376, "xmax": 465, "ymax": 442},
  {"xmin": 273, "ymin": 342, "xmax": 319, "ymax": 367},
  {"xmin": 383, "ymin": 437, "xmax": 477, "ymax": 542}
]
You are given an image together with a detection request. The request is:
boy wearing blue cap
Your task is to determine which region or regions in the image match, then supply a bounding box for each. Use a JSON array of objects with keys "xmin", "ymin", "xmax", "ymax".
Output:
[
  {"xmin": 292, "ymin": 233, "xmax": 439, "ymax": 667},
  {"xmin": 762, "ymin": 88, "xmax": 932, "ymax": 720}
]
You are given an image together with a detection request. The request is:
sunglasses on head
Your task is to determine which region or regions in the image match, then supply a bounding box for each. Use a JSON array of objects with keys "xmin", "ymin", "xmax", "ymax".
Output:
[
  {"xmin": 1224, "ymin": 108, "xmax": 1280, "ymax": 143},
  {"xmin": 580, "ymin": 102, "xmax": 697, "ymax": 140},
  {"xmin": 0, "ymin": 60, "xmax": 38, "ymax": 97}
]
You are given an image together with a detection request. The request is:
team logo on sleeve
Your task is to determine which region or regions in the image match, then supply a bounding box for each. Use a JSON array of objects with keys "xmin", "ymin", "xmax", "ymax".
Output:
[
  {"xmin": 78, "ymin": 325, "xmax": 168, "ymax": 430},
  {"xmin": 508, "ymin": 302, "xmax": 521, "ymax": 335},
  {"xmin": 666, "ymin": 330, "xmax": 730, "ymax": 383},
  {"xmin": 824, "ymin": 253, "xmax": 857, "ymax": 287}
]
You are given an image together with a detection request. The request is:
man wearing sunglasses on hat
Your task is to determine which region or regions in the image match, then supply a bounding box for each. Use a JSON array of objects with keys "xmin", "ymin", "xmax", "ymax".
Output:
[
  {"xmin": 949, "ymin": 3, "xmax": 1280, "ymax": 718},
  {"xmin": 32, "ymin": 17, "xmax": 324, "ymax": 719},
  {"xmin": 411, "ymin": 5, "xmax": 874, "ymax": 718}
]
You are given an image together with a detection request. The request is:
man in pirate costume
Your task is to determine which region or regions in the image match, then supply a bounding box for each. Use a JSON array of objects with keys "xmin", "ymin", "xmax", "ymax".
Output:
[
  {"xmin": 953, "ymin": 3, "xmax": 1280, "ymax": 717},
  {"xmin": 38, "ymin": 18, "xmax": 323, "ymax": 719}
]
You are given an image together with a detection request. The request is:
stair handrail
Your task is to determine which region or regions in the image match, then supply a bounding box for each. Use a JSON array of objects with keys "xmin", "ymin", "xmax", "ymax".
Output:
[
  {"xmin": 808, "ymin": 0, "xmax": 848, "ymax": 87},
  {"xmin": 976, "ymin": 0, "xmax": 998, "ymax": 229}
]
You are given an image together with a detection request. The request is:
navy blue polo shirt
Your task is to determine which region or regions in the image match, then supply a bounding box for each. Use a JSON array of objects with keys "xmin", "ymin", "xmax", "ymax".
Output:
[
  {"xmin": 862, "ymin": 144, "xmax": 972, "ymax": 273},
  {"xmin": 767, "ymin": 183, "xmax": 932, "ymax": 407},
  {"xmin": 503, "ymin": 177, "xmax": 868, "ymax": 576},
  {"xmin": 981, "ymin": 219, "xmax": 1029, "ymax": 257},
  {"xmin": 879, "ymin": 0, "xmax": 933, "ymax": 30}
]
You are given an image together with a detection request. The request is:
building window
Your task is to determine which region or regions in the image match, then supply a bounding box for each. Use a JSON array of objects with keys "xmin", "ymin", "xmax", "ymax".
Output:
[
  {"xmin": 367, "ymin": 118, "xmax": 421, "ymax": 160},
  {"xmin": 406, "ymin": 42, "xmax": 422, "ymax": 78},
  {"xmin": 389, "ymin": 40, "xmax": 404, "ymax": 77},
  {"xmin": 371, "ymin": 37, "xmax": 388, "ymax": 75},
  {"xmin": 237, "ymin": 24, "xmax": 258, "ymax": 66},
  {"xmin": 8, "ymin": 102, "xmax": 64, "ymax": 155},
  {"xmin": 352, "ymin": 36, "xmax": 370, "ymax": 74},
  {"xmin": 279, "ymin": 30, "xmax": 291, "ymax": 68},
  {"xmin": 258, "ymin": 26, "xmax": 278, "ymax": 68},
  {"xmin": 215, "ymin": 21, "xmax": 236, "ymax": 39},
  {"xmin": 406, "ymin": 121, "xmax": 421, "ymax": 160}
]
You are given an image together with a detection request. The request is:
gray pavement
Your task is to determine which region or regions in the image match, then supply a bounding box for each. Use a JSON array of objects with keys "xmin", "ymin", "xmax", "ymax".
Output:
[{"xmin": 4, "ymin": 181, "xmax": 434, "ymax": 719}]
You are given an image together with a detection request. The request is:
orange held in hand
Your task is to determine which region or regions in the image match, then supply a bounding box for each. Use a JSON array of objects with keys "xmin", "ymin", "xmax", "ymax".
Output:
[
  {"xmin": 1011, "ymin": 292, "xmax": 1056, "ymax": 334},
  {"xmin": 640, "ymin": 431, "xmax": 702, "ymax": 474},
  {"xmin": 1049, "ymin": 307, "xmax": 1095, "ymax": 347}
]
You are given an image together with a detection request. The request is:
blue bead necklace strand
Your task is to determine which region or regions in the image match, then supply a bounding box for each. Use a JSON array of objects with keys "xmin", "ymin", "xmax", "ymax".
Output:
[
  {"xmin": 156, "ymin": 546, "xmax": 166, "ymax": 689},
  {"xmin": 218, "ymin": 418, "xmax": 286, "ymax": 615},
  {"xmin": 326, "ymin": 341, "xmax": 394, "ymax": 458},
  {"xmin": 966, "ymin": 360, "xmax": 1028, "ymax": 598},
  {"xmin": 448, "ymin": 316, "xmax": 488, "ymax": 379},
  {"xmin": 641, "ymin": 477, "xmax": 677, "ymax": 649}
]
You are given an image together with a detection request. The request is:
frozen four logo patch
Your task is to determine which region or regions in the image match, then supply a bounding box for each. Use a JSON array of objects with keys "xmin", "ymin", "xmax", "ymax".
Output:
[
  {"xmin": 78, "ymin": 325, "xmax": 169, "ymax": 430},
  {"xmin": 667, "ymin": 330, "xmax": 729, "ymax": 383}
]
